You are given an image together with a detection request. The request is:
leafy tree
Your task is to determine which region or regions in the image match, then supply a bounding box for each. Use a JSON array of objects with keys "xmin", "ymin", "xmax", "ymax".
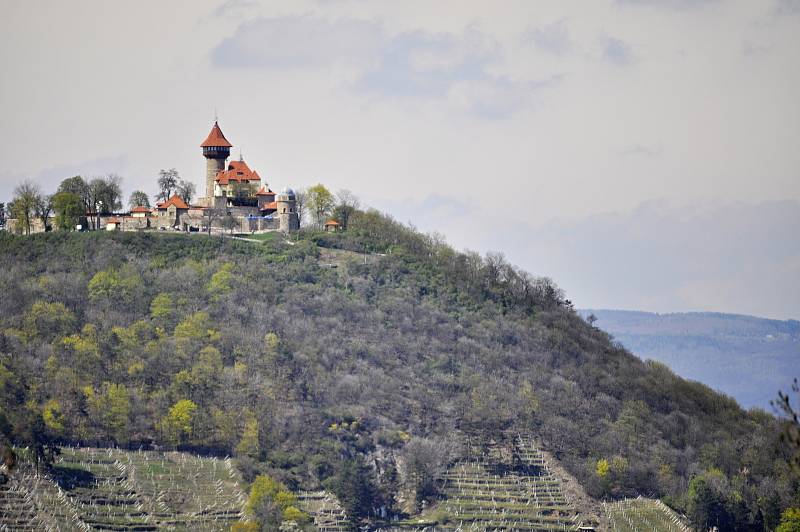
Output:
[
  {"xmin": 778, "ymin": 508, "xmax": 800, "ymax": 532},
  {"xmin": 9, "ymin": 180, "xmax": 42, "ymax": 234},
  {"xmin": 207, "ymin": 262, "xmax": 234, "ymax": 296},
  {"xmin": 306, "ymin": 184, "xmax": 334, "ymax": 229},
  {"xmin": 176, "ymin": 179, "xmax": 196, "ymax": 204},
  {"xmin": 128, "ymin": 190, "xmax": 151, "ymax": 208},
  {"xmin": 246, "ymin": 474, "xmax": 309, "ymax": 530},
  {"xmin": 88, "ymin": 267, "xmax": 142, "ymax": 305},
  {"xmin": 236, "ymin": 413, "xmax": 260, "ymax": 459},
  {"xmin": 58, "ymin": 176, "xmax": 92, "ymax": 210},
  {"xmin": 160, "ymin": 399, "xmax": 198, "ymax": 447},
  {"xmin": 42, "ymin": 399, "xmax": 65, "ymax": 433},
  {"xmin": 85, "ymin": 383, "xmax": 130, "ymax": 443},
  {"xmin": 329, "ymin": 456, "xmax": 378, "ymax": 528},
  {"xmin": 0, "ymin": 202, "xmax": 6, "ymax": 228},
  {"xmin": 23, "ymin": 301, "xmax": 76, "ymax": 340},
  {"xmin": 88, "ymin": 175, "xmax": 123, "ymax": 229},
  {"xmin": 52, "ymin": 191, "xmax": 85, "ymax": 231},
  {"xmin": 157, "ymin": 168, "xmax": 179, "ymax": 202}
]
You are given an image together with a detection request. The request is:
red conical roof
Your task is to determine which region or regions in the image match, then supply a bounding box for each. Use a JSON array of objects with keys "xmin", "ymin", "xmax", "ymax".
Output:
[{"xmin": 200, "ymin": 121, "xmax": 233, "ymax": 148}]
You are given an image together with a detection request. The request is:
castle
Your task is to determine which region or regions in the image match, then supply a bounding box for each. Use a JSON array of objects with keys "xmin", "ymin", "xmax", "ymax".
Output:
[
  {"xmin": 154, "ymin": 121, "xmax": 300, "ymax": 233},
  {"xmin": 5, "ymin": 121, "xmax": 300, "ymax": 235}
]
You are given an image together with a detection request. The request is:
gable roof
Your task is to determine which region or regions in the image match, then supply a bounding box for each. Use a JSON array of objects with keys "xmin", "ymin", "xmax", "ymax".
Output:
[
  {"xmin": 215, "ymin": 159, "xmax": 261, "ymax": 184},
  {"xmin": 200, "ymin": 121, "xmax": 233, "ymax": 148},
  {"xmin": 324, "ymin": 219, "xmax": 341, "ymax": 226},
  {"xmin": 256, "ymin": 186, "xmax": 276, "ymax": 196},
  {"xmin": 157, "ymin": 194, "xmax": 190, "ymax": 210},
  {"xmin": 130, "ymin": 205, "xmax": 151, "ymax": 213}
]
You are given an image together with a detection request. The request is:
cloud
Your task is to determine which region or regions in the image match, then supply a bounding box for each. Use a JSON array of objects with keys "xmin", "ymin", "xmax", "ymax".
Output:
[
  {"xmin": 601, "ymin": 36, "xmax": 635, "ymax": 65},
  {"xmin": 211, "ymin": 17, "xmax": 547, "ymax": 118},
  {"xmin": 775, "ymin": 0, "xmax": 800, "ymax": 15},
  {"xmin": 524, "ymin": 20, "xmax": 572, "ymax": 55},
  {"xmin": 211, "ymin": 16, "xmax": 382, "ymax": 68}
]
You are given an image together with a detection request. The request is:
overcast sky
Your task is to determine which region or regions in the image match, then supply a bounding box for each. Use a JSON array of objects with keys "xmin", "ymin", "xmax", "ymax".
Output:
[{"xmin": 1, "ymin": 0, "xmax": 798, "ymax": 319}]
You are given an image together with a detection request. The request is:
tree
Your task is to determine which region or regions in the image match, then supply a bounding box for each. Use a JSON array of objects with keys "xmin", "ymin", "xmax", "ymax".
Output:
[
  {"xmin": 157, "ymin": 168, "xmax": 179, "ymax": 202},
  {"xmin": 294, "ymin": 188, "xmax": 307, "ymax": 227},
  {"xmin": 0, "ymin": 202, "xmax": 5, "ymax": 228},
  {"xmin": 306, "ymin": 183, "xmax": 334, "ymax": 229},
  {"xmin": 221, "ymin": 213, "xmax": 239, "ymax": 234},
  {"xmin": 35, "ymin": 194, "xmax": 53, "ymax": 232},
  {"xmin": 128, "ymin": 190, "xmax": 150, "ymax": 208},
  {"xmin": 333, "ymin": 189, "xmax": 360, "ymax": 230},
  {"xmin": 778, "ymin": 508, "xmax": 800, "ymax": 532},
  {"xmin": 57, "ymin": 176, "xmax": 91, "ymax": 210},
  {"xmin": 9, "ymin": 180, "xmax": 42, "ymax": 235},
  {"xmin": 160, "ymin": 399, "xmax": 198, "ymax": 447},
  {"xmin": 399, "ymin": 437, "xmax": 452, "ymax": 510},
  {"xmin": 775, "ymin": 378, "xmax": 800, "ymax": 470},
  {"xmin": 88, "ymin": 175, "xmax": 123, "ymax": 229},
  {"xmin": 176, "ymin": 179, "xmax": 196, "ymax": 204},
  {"xmin": 52, "ymin": 191, "xmax": 85, "ymax": 231},
  {"xmin": 202, "ymin": 208, "xmax": 222, "ymax": 235}
]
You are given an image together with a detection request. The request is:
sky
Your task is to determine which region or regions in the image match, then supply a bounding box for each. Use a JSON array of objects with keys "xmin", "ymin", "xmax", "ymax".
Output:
[{"xmin": 0, "ymin": 0, "xmax": 798, "ymax": 319}]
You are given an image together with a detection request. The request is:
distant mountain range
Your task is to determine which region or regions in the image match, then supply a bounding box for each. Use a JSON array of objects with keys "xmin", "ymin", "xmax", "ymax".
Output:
[{"xmin": 579, "ymin": 309, "xmax": 800, "ymax": 410}]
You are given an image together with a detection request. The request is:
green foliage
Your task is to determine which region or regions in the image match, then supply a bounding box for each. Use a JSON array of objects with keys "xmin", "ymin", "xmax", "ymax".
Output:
[
  {"xmin": 150, "ymin": 293, "xmax": 174, "ymax": 322},
  {"xmin": 207, "ymin": 262, "xmax": 234, "ymax": 296},
  {"xmin": 42, "ymin": 399, "xmax": 65, "ymax": 433},
  {"xmin": 236, "ymin": 414, "xmax": 260, "ymax": 459},
  {"xmin": 23, "ymin": 301, "xmax": 76, "ymax": 341},
  {"xmin": 306, "ymin": 183, "xmax": 335, "ymax": 228},
  {"xmin": 246, "ymin": 474, "xmax": 308, "ymax": 529},
  {"xmin": 596, "ymin": 458, "xmax": 609, "ymax": 478},
  {"xmin": 160, "ymin": 399, "xmax": 198, "ymax": 447},
  {"xmin": 88, "ymin": 266, "xmax": 142, "ymax": 305},
  {"xmin": 52, "ymin": 191, "xmax": 85, "ymax": 230},
  {"xmin": 778, "ymin": 508, "xmax": 800, "ymax": 532}
]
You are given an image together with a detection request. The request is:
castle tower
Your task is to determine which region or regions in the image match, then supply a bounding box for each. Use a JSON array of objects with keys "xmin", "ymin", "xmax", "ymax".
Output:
[
  {"xmin": 200, "ymin": 121, "xmax": 232, "ymax": 203},
  {"xmin": 276, "ymin": 188, "xmax": 300, "ymax": 232}
]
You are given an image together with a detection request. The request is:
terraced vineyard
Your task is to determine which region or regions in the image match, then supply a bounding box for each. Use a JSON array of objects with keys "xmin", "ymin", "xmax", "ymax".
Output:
[
  {"xmin": 1, "ymin": 447, "xmax": 246, "ymax": 531},
  {"xmin": 604, "ymin": 497, "xmax": 690, "ymax": 532},
  {"xmin": 297, "ymin": 490, "xmax": 349, "ymax": 531},
  {"xmin": 386, "ymin": 434, "xmax": 588, "ymax": 531}
]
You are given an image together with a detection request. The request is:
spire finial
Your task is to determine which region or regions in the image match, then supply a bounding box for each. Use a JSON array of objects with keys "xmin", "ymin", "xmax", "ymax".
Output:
[
  {"xmin": 239, "ymin": 149, "xmax": 244, "ymax": 162},
  {"xmin": 214, "ymin": 107, "xmax": 218, "ymax": 123}
]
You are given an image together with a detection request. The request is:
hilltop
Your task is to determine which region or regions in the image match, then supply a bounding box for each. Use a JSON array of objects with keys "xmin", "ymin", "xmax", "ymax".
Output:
[
  {"xmin": 0, "ymin": 210, "xmax": 797, "ymax": 530},
  {"xmin": 580, "ymin": 309, "xmax": 800, "ymax": 409}
]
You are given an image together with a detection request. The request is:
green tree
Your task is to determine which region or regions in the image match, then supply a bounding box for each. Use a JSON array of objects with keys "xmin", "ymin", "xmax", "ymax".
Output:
[
  {"xmin": 306, "ymin": 183, "xmax": 335, "ymax": 229},
  {"xmin": 88, "ymin": 266, "xmax": 142, "ymax": 305},
  {"xmin": 150, "ymin": 293, "xmax": 174, "ymax": 323},
  {"xmin": 58, "ymin": 176, "xmax": 91, "ymax": 210},
  {"xmin": 206, "ymin": 262, "xmax": 234, "ymax": 296},
  {"xmin": 88, "ymin": 175, "xmax": 123, "ymax": 229},
  {"xmin": 160, "ymin": 399, "xmax": 198, "ymax": 447},
  {"xmin": 778, "ymin": 508, "xmax": 800, "ymax": 532},
  {"xmin": 128, "ymin": 190, "xmax": 151, "ymax": 208},
  {"xmin": 23, "ymin": 301, "xmax": 76, "ymax": 340},
  {"xmin": 236, "ymin": 413, "xmax": 260, "ymax": 459},
  {"xmin": 9, "ymin": 180, "xmax": 42, "ymax": 235},
  {"xmin": 52, "ymin": 191, "xmax": 85, "ymax": 230}
]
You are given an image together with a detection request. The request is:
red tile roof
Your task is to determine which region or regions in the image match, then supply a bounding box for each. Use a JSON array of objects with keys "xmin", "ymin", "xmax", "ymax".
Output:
[
  {"xmin": 256, "ymin": 186, "xmax": 275, "ymax": 196},
  {"xmin": 106, "ymin": 218, "xmax": 120, "ymax": 224},
  {"xmin": 215, "ymin": 159, "xmax": 261, "ymax": 184},
  {"xmin": 324, "ymin": 219, "xmax": 341, "ymax": 226},
  {"xmin": 130, "ymin": 206, "xmax": 151, "ymax": 213},
  {"xmin": 157, "ymin": 194, "xmax": 190, "ymax": 210},
  {"xmin": 200, "ymin": 121, "xmax": 233, "ymax": 148},
  {"xmin": 261, "ymin": 201, "xmax": 278, "ymax": 211}
]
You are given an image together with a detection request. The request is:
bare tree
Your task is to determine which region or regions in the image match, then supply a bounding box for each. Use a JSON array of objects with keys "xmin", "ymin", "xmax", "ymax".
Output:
[
  {"xmin": 176, "ymin": 180, "xmax": 196, "ymax": 204},
  {"xmin": 157, "ymin": 168, "xmax": 179, "ymax": 202},
  {"xmin": 202, "ymin": 208, "xmax": 222, "ymax": 235},
  {"xmin": 129, "ymin": 190, "xmax": 151, "ymax": 208},
  {"xmin": 295, "ymin": 188, "xmax": 307, "ymax": 227},
  {"xmin": 334, "ymin": 189, "xmax": 360, "ymax": 230}
]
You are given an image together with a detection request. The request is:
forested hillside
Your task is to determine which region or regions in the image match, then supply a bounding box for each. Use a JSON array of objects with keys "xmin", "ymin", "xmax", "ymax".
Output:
[{"xmin": 0, "ymin": 210, "xmax": 797, "ymax": 530}]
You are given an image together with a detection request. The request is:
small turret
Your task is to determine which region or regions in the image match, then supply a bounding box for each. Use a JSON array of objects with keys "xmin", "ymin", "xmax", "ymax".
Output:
[{"xmin": 276, "ymin": 187, "xmax": 300, "ymax": 232}]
